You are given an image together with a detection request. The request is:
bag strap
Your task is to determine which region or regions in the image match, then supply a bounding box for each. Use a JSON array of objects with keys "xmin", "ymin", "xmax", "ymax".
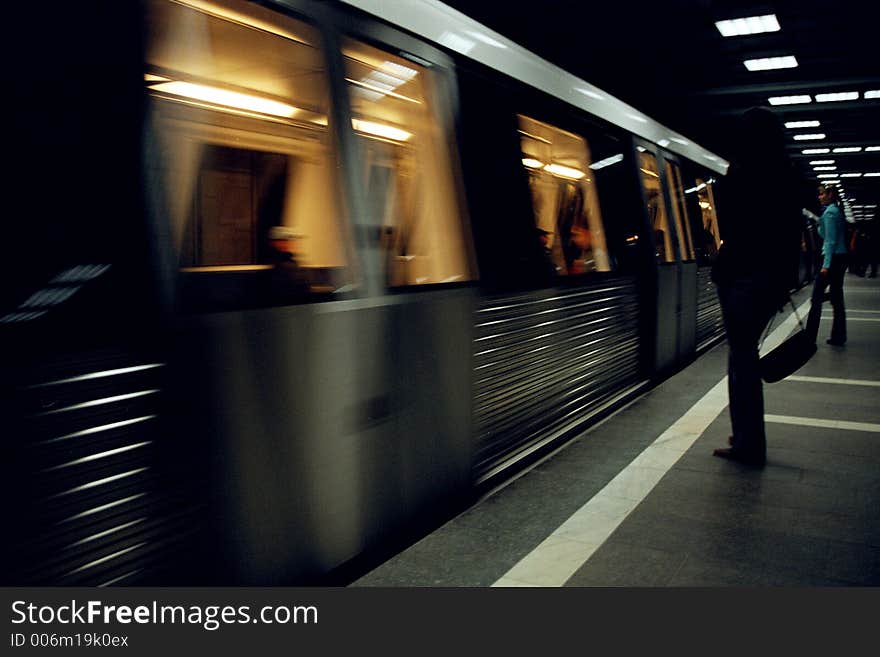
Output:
[{"xmin": 758, "ymin": 294, "xmax": 803, "ymax": 352}]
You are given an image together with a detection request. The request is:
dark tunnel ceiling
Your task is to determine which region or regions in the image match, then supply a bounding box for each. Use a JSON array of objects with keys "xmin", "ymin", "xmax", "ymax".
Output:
[{"xmin": 441, "ymin": 0, "xmax": 880, "ymax": 209}]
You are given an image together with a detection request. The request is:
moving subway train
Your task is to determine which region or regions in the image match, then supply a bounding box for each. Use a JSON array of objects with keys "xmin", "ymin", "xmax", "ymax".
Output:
[{"xmin": 0, "ymin": 0, "xmax": 809, "ymax": 585}]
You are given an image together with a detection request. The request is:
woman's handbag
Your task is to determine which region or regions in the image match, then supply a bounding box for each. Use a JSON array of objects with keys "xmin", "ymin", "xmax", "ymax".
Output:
[{"xmin": 760, "ymin": 298, "xmax": 817, "ymax": 383}]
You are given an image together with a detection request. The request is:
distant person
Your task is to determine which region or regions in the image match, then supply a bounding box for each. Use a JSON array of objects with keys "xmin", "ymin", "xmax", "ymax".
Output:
[
  {"xmin": 536, "ymin": 227, "xmax": 559, "ymax": 278},
  {"xmin": 805, "ymin": 185, "xmax": 848, "ymax": 346},
  {"xmin": 866, "ymin": 220, "xmax": 879, "ymax": 278},
  {"xmin": 710, "ymin": 107, "xmax": 802, "ymax": 467},
  {"xmin": 266, "ymin": 225, "xmax": 309, "ymax": 302}
]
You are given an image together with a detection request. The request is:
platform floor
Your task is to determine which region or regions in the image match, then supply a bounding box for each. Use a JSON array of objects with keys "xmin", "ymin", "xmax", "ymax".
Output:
[{"xmin": 353, "ymin": 274, "xmax": 880, "ymax": 586}]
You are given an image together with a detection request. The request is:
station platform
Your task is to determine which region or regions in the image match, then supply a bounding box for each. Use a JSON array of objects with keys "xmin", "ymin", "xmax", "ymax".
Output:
[{"xmin": 353, "ymin": 274, "xmax": 880, "ymax": 586}]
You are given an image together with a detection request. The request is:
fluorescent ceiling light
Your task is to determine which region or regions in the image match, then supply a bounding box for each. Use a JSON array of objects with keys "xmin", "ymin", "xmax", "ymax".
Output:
[
  {"xmin": 833, "ymin": 147, "xmax": 862, "ymax": 153},
  {"xmin": 793, "ymin": 133, "xmax": 825, "ymax": 141},
  {"xmin": 812, "ymin": 166, "xmax": 836, "ymax": 171},
  {"xmin": 865, "ymin": 146, "xmax": 880, "ymax": 152},
  {"xmin": 863, "ymin": 90, "xmax": 880, "ymax": 99},
  {"xmin": 149, "ymin": 81, "xmax": 298, "ymax": 118},
  {"xmin": 715, "ymin": 14, "xmax": 780, "ymax": 37},
  {"xmin": 815, "ymin": 92, "xmax": 859, "ymax": 102},
  {"xmin": 786, "ymin": 120, "xmax": 820, "ymax": 129},
  {"xmin": 809, "ymin": 160, "xmax": 835, "ymax": 165},
  {"xmin": 544, "ymin": 163, "xmax": 586, "ymax": 180},
  {"xmin": 864, "ymin": 173, "xmax": 880, "ymax": 177},
  {"xmin": 820, "ymin": 179, "xmax": 840, "ymax": 183},
  {"xmin": 744, "ymin": 56, "xmax": 798, "ymax": 71},
  {"xmin": 817, "ymin": 174, "xmax": 838, "ymax": 178},
  {"xmin": 840, "ymin": 173, "xmax": 862, "ymax": 177},
  {"xmin": 802, "ymin": 148, "xmax": 830, "ymax": 154},
  {"xmin": 768, "ymin": 95, "xmax": 811, "ymax": 105},
  {"xmin": 522, "ymin": 158, "xmax": 544, "ymax": 169},
  {"xmin": 351, "ymin": 119, "xmax": 412, "ymax": 141}
]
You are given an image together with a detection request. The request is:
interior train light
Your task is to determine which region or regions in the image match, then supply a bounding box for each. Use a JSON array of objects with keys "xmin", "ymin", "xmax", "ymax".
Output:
[
  {"xmin": 833, "ymin": 147, "xmax": 862, "ymax": 153},
  {"xmin": 802, "ymin": 148, "xmax": 830, "ymax": 154},
  {"xmin": 812, "ymin": 166, "xmax": 836, "ymax": 171},
  {"xmin": 865, "ymin": 146, "xmax": 880, "ymax": 151},
  {"xmin": 793, "ymin": 133, "xmax": 825, "ymax": 141},
  {"xmin": 544, "ymin": 163, "xmax": 586, "ymax": 179},
  {"xmin": 715, "ymin": 14, "xmax": 780, "ymax": 37},
  {"xmin": 865, "ymin": 91, "xmax": 880, "ymax": 99},
  {"xmin": 817, "ymin": 174, "xmax": 838, "ymax": 178},
  {"xmin": 786, "ymin": 120, "xmax": 821, "ymax": 129},
  {"xmin": 840, "ymin": 173, "xmax": 863, "ymax": 177},
  {"xmin": 351, "ymin": 119, "xmax": 412, "ymax": 141},
  {"xmin": 815, "ymin": 92, "xmax": 859, "ymax": 102},
  {"xmin": 149, "ymin": 81, "xmax": 299, "ymax": 118},
  {"xmin": 744, "ymin": 56, "xmax": 797, "ymax": 71},
  {"xmin": 864, "ymin": 173, "xmax": 880, "ymax": 177},
  {"xmin": 809, "ymin": 160, "xmax": 835, "ymax": 165},
  {"xmin": 522, "ymin": 158, "xmax": 544, "ymax": 169}
]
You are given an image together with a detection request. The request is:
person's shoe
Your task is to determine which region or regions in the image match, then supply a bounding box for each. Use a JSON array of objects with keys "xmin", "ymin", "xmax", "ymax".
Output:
[
  {"xmin": 713, "ymin": 447, "xmax": 765, "ymax": 467},
  {"xmin": 826, "ymin": 338, "xmax": 846, "ymax": 346}
]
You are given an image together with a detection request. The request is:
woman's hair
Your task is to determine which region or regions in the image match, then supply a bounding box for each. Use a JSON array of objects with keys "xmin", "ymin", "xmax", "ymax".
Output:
[{"xmin": 818, "ymin": 184, "xmax": 839, "ymax": 201}]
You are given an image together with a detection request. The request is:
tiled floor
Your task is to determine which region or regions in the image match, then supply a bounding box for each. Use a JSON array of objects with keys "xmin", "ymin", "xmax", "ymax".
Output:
[{"xmin": 352, "ymin": 274, "xmax": 880, "ymax": 587}]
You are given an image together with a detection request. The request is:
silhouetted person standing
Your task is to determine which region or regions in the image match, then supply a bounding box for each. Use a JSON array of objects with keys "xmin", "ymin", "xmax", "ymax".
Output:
[
  {"xmin": 710, "ymin": 108, "xmax": 802, "ymax": 467},
  {"xmin": 805, "ymin": 184, "xmax": 848, "ymax": 345}
]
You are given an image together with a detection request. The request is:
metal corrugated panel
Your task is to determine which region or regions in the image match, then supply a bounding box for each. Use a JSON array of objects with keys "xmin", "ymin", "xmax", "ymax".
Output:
[
  {"xmin": 473, "ymin": 278, "xmax": 642, "ymax": 479},
  {"xmin": 696, "ymin": 267, "xmax": 725, "ymax": 350},
  {"xmin": 5, "ymin": 348, "xmax": 195, "ymax": 586}
]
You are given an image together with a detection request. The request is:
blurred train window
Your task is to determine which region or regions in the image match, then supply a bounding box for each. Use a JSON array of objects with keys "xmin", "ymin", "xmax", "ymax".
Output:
[
  {"xmin": 144, "ymin": 0, "xmax": 350, "ymax": 306},
  {"xmin": 638, "ymin": 151, "xmax": 675, "ymax": 263},
  {"xmin": 342, "ymin": 40, "xmax": 476, "ymax": 287},
  {"xmin": 664, "ymin": 161, "xmax": 695, "ymax": 261},
  {"xmin": 683, "ymin": 175, "xmax": 721, "ymax": 264},
  {"xmin": 517, "ymin": 115, "xmax": 611, "ymax": 275}
]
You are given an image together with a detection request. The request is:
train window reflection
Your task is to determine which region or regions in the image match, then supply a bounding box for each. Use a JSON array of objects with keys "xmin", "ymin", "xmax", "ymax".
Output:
[
  {"xmin": 665, "ymin": 161, "xmax": 695, "ymax": 261},
  {"xmin": 685, "ymin": 177, "xmax": 721, "ymax": 263},
  {"xmin": 517, "ymin": 115, "xmax": 611, "ymax": 275},
  {"xmin": 638, "ymin": 152, "xmax": 674, "ymax": 263},
  {"xmin": 144, "ymin": 0, "xmax": 350, "ymax": 305},
  {"xmin": 343, "ymin": 41, "xmax": 476, "ymax": 287}
]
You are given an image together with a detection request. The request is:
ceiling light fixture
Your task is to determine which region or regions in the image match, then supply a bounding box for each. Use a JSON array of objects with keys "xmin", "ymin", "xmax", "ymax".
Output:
[
  {"xmin": 793, "ymin": 133, "xmax": 825, "ymax": 141},
  {"xmin": 768, "ymin": 95, "xmax": 811, "ymax": 105},
  {"xmin": 786, "ymin": 120, "xmax": 821, "ymax": 129},
  {"xmin": 715, "ymin": 14, "xmax": 780, "ymax": 37},
  {"xmin": 833, "ymin": 147, "xmax": 862, "ymax": 153},
  {"xmin": 815, "ymin": 92, "xmax": 859, "ymax": 102},
  {"xmin": 809, "ymin": 160, "xmax": 835, "ymax": 165},
  {"xmin": 744, "ymin": 56, "xmax": 798, "ymax": 71},
  {"xmin": 863, "ymin": 90, "xmax": 880, "ymax": 99},
  {"xmin": 802, "ymin": 148, "xmax": 830, "ymax": 154}
]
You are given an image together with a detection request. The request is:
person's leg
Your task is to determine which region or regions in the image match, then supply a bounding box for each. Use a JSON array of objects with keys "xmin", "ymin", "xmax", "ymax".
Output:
[
  {"xmin": 804, "ymin": 270, "xmax": 826, "ymax": 344},
  {"xmin": 828, "ymin": 254, "xmax": 847, "ymax": 344},
  {"xmin": 717, "ymin": 280, "xmax": 769, "ymax": 462}
]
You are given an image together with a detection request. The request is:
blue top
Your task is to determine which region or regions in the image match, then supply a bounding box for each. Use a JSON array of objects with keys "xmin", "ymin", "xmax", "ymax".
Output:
[{"xmin": 818, "ymin": 202, "xmax": 847, "ymax": 269}]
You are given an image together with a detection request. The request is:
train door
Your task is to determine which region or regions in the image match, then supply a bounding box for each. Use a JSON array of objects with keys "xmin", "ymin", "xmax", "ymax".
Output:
[
  {"xmin": 635, "ymin": 142, "xmax": 681, "ymax": 373},
  {"xmin": 659, "ymin": 152, "xmax": 698, "ymax": 362},
  {"xmin": 681, "ymin": 165, "xmax": 725, "ymax": 351}
]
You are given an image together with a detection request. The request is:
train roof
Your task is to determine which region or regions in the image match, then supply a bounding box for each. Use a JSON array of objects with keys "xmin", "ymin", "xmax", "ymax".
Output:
[{"xmin": 339, "ymin": 0, "xmax": 729, "ymax": 175}]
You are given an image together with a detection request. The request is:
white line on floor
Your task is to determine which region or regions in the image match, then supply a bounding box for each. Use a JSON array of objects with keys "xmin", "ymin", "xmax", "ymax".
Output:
[
  {"xmin": 492, "ymin": 301, "xmax": 811, "ymax": 587},
  {"xmin": 765, "ymin": 414, "xmax": 880, "ymax": 433},
  {"xmin": 786, "ymin": 375, "xmax": 880, "ymax": 387}
]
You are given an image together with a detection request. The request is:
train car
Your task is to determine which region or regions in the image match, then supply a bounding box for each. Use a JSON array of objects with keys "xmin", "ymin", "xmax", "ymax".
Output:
[{"xmin": 2, "ymin": 0, "xmax": 734, "ymax": 586}]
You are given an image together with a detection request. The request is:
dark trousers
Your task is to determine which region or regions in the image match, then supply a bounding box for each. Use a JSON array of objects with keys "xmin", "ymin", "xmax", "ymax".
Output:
[
  {"xmin": 718, "ymin": 278, "xmax": 776, "ymax": 458},
  {"xmin": 806, "ymin": 254, "xmax": 847, "ymax": 344}
]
